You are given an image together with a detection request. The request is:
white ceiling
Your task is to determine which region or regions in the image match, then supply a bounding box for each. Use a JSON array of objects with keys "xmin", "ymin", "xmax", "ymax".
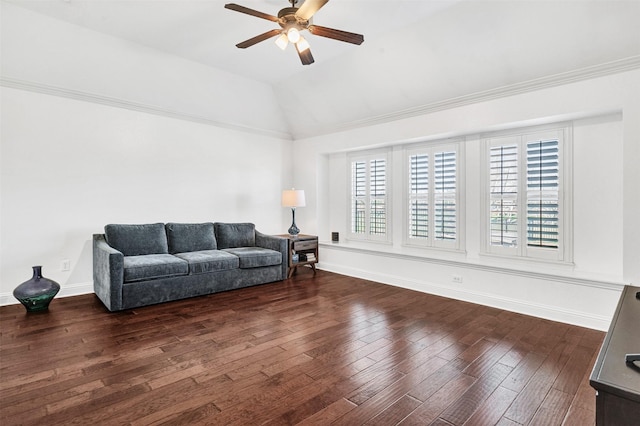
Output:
[
  {"xmin": 5, "ymin": 0, "xmax": 640, "ymax": 139},
  {"xmin": 6, "ymin": 0, "xmax": 462, "ymax": 84}
]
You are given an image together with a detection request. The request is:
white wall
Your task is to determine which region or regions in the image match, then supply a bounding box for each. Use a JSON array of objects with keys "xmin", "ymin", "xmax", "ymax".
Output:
[
  {"xmin": 2, "ymin": 1, "xmax": 639, "ymax": 332},
  {"xmin": 0, "ymin": 87, "xmax": 292, "ymax": 303},
  {"xmin": 293, "ymin": 69, "xmax": 640, "ymax": 331},
  {"xmin": 0, "ymin": 2, "xmax": 294, "ymax": 304}
]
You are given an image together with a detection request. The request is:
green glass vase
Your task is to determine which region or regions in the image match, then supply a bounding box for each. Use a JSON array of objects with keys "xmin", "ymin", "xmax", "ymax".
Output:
[{"xmin": 13, "ymin": 266, "xmax": 60, "ymax": 312}]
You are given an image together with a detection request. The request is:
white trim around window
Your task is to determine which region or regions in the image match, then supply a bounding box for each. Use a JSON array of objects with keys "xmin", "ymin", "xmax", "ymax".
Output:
[{"xmin": 480, "ymin": 124, "xmax": 573, "ymax": 264}]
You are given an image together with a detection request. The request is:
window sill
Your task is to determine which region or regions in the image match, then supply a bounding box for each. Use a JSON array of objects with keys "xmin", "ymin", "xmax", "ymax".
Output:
[{"xmin": 319, "ymin": 240, "xmax": 625, "ymax": 290}]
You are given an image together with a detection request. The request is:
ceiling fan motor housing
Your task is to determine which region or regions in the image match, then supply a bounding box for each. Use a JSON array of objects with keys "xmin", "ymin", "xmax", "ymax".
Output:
[{"xmin": 278, "ymin": 7, "xmax": 310, "ymax": 31}]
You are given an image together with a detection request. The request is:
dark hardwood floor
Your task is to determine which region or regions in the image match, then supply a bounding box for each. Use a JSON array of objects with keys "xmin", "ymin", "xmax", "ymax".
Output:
[{"xmin": 0, "ymin": 269, "xmax": 604, "ymax": 425}]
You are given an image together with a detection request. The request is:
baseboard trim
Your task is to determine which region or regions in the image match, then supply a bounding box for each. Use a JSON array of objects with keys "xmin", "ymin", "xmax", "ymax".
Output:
[
  {"xmin": 1, "ymin": 269, "xmax": 614, "ymax": 331},
  {"xmin": 317, "ymin": 263, "xmax": 614, "ymax": 331},
  {"xmin": 0, "ymin": 281, "xmax": 94, "ymax": 307}
]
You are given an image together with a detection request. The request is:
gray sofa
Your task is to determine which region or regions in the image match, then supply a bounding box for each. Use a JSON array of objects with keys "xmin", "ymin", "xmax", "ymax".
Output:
[{"xmin": 93, "ymin": 222, "xmax": 287, "ymax": 311}]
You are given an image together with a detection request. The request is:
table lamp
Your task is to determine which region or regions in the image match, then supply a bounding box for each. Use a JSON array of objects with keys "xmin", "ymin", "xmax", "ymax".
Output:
[{"xmin": 282, "ymin": 189, "xmax": 306, "ymax": 235}]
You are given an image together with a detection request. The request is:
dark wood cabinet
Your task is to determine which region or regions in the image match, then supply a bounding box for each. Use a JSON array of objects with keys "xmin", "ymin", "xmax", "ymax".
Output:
[
  {"xmin": 590, "ymin": 285, "xmax": 640, "ymax": 425},
  {"xmin": 277, "ymin": 234, "xmax": 318, "ymax": 278}
]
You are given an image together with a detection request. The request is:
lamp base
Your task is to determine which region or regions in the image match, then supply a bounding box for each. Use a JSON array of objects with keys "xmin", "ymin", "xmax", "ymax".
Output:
[
  {"xmin": 288, "ymin": 224, "xmax": 300, "ymax": 236},
  {"xmin": 288, "ymin": 208, "xmax": 300, "ymax": 236}
]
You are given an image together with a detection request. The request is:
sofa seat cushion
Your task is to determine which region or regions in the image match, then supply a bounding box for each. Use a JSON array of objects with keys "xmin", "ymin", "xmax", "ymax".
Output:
[
  {"xmin": 123, "ymin": 254, "xmax": 188, "ymax": 283},
  {"xmin": 222, "ymin": 247, "xmax": 282, "ymax": 269},
  {"xmin": 174, "ymin": 250, "xmax": 239, "ymax": 274}
]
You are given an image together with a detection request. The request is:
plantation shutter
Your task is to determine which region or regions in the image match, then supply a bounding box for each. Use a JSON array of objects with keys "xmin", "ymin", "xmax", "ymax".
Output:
[
  {"xmin": 434, "ymin": 151, "xmax": 456, "ymax": 240},
  {"xmin": 409, "ymin": 154, "xmax": 429, "ymax": 239},
  {"xmin": 489, "ymin": 144, "xmax": 518, "ymax": 247},
  {"xmin": 405, "ymin": 145, "xmax": 459, "ymax": 248},
  {"xmin": 370, "ymin": 159, "xmax": 386, "ymax": 235},
  {"xmin": 526, "ymin": 139, "xmax": 559, "ymax": 248},
  {"xmin": 351, "ymin": 160, "xmax": 366, "ymax": 234},
  {"xmin": 484, "ymin": 127, "xmax": 567, "ymax": 261},
  {"xmin": 350, "ymin": 154, "xmax": 388, "ymax": 240}
]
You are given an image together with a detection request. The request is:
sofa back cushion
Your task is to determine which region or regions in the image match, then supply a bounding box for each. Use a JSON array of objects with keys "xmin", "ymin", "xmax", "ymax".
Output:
[
  {"xmin": 165, "ymin": 222, "xmax": 217, "ymax": 254},
  {"xmin": 214, "ymin": 222, "xmax": 255, "ymax": 249},
  {"xmin": 104, "ymin": 223, "xmax": 168, "ymax": 256}
]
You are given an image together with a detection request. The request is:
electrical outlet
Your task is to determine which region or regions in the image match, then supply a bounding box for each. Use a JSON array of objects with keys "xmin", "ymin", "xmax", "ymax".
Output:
[
  {"xmin": 452, "ymin": 274, "xmax": 463, "ymax": 283},
  {"xmin": 61, "ymin": 259, "xmax": 71, "ymax": 272}
]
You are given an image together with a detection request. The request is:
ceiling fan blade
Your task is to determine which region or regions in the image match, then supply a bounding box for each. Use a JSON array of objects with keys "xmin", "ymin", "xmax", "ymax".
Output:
[
  {"xmin": 295, "ymin": 0, "xmax": 329, "ymax": 21},
  {"xmin": 224, "ymin": 3, "xmax": 278, "ymax": 22},
  {"xmin": 296, "ymin": 44, "xmax": 315, "ymax": 65},
  {"xmin": 236, "ymin": 29, "xmax": 282, "ymax": 49},
  {"xmin": 308, "ymin": 25, "xmax": 364, "ymax": 45}
]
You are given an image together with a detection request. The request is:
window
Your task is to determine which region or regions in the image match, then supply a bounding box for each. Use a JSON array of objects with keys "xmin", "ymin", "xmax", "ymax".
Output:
[
  {"xmin": 405, "ymin": 143, "xmax": 461, "ymax": 250},
  {"xmin": 483, "ymin": 127, "xmax": 571, "ymax": 262},
  {"xmin": 348, "ymin": 150, "xmax": 391, "ymax": 242}
]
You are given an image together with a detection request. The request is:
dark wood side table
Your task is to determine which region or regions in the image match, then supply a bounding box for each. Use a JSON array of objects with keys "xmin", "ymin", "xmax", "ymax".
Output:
[
  {"xmin": 277, "ymin": 234, "xmax": 318, "ymax": 278},
  {"xmin": 590, "ymin": 285, "xmax": 640, "ymax": 425}
]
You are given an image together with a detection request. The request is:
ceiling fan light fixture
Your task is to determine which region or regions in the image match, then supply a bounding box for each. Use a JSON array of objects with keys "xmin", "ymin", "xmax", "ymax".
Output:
[
  {"xmin": 225, "ymin": 1, "xmax": 364, "ymax": 65},
  {"xmin": 275, "ymin": 33, "xmax": 289, "ymax": 50},
  {"xmin": 296, "ymin": 36, "xmax": 310, "ymax": 53},
  {"xmin": 287, "ymin": 27, "xmax": 301, "ymax": 43}
]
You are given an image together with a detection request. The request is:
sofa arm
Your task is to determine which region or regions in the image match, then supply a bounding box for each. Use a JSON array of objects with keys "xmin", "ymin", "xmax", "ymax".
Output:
[
  {"xmin": 255, "ymin": 231, "xmax": 288, "ymax": 280},
  {"xmin": 93, "ymin": 234, "xmax": 124, "ymax": 311}
]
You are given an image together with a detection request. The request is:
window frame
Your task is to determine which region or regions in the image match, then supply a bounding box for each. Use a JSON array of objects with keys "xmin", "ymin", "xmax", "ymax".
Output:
[
  {"xmin": 403, "ymin": 141, "xmax": 463, "ymax": 251},
  {"xmin": 480, "ymin": 125, "xmax": 573, "ymax": 264},
  {"xmin": 347, "ymin": 149, "xmax": 392, "ymax": 243}
]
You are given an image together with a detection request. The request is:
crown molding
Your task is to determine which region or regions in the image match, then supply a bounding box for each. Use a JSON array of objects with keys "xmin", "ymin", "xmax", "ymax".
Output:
[
  {"xmin": 3, "ymin": 55, "xmax": 639, "ymax": 142},
  {"xmin": 293, "ymin": 55, "xmax": 640, "ymax": 140},
  {"xmin": 0, "ymin": 77, "xmax": 294, "ymax": 141}
]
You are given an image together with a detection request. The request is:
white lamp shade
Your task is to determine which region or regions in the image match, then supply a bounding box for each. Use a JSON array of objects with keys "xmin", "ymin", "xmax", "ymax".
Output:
[
  {"xmin": 282, "ymin": 189, "xmax": 306, "ymax": 207},
  {"xmin": 287, "ymin": 27, "xmax": 301, "ymax": 43},
  {"xmin": 275, "ymin": 33, "xmax": 289, "ymax": 50},
  {"xmin": 296, "ymin": 36, "xmax": 310, "ymax": 53}
]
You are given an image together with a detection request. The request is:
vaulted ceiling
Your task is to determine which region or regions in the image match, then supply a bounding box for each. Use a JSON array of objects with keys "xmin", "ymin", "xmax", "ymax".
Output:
[{"xmin": 4, "ymin": 0, "xmax": 640, "ymax": 139}]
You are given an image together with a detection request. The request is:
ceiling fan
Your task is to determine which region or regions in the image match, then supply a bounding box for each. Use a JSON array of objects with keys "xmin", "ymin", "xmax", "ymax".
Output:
[{"xmin": 224, "ymin": 0, "xmax": 364, "ymax": 65}]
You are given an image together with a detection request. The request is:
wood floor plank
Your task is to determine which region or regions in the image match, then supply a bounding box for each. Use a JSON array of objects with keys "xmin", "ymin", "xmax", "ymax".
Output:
[
  {"xmin": 0, "ymin": 270, "xmax": 604, "ymax": 425},
  {"xmin": 399, "ymin": 373, "xmax": 477, "ymax": 425},
  {"xmin": 438, "ymin": 362, "xmax": 513, "ymax": 425},
  {"xmin": 501, "ymin": 351, "xmax": 547, "ymax": 393},
  {"xmin": 295, "ymin": 398, "xmax": 357, "ymax": 425},
  {"xmin": 364, "ymin": 394, "xmax": 422, "ymax": 425},
  {"xmin": 562, "ymin": 403, "xmax": 596, "ymax": 426},
  {"xmin": 551, "ymin": 343, "xmax": 596, "ymax": 395},
  {"xmin": 462, "ymin": 385, "xmax": 518, "ymax": 426},
  {"xmin": 263, "ymin": 356, "xmax": 378, "ymax": 425},
  {"xmin": 528, "ymin": 387, "xmax": 574, "ymax": 426},
  {"xmin": 408, "ymin": 362, "xmax": 463, "ymax": 402},
  {"xmin": 503, "ymin": 336, "xmax": 579, "ymax": 425},
  {"xmin": 338, "ymin": 355, "xmax": 451, "ymax": 424}
]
